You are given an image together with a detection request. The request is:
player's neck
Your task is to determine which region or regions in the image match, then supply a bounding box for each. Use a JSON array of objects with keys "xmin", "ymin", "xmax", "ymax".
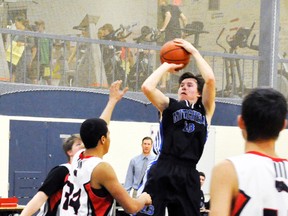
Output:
[
  {"xmin": 83, "ymin": 148, "xmax": 104, "ymax": 159},
  {"xmin": 245, "ymin": 140, "xmax": 277, "ymax": 157}
]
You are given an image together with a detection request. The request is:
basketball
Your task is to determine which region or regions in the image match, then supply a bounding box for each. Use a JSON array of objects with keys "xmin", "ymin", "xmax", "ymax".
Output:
[{"xmin": 160, "ymin": 40, "xmax": 191, "ymax": 70}]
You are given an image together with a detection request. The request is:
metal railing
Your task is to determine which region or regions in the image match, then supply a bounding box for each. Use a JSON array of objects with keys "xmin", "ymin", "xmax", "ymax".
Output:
[{"xmin": 1, "ymin": 28, "xmax": 288, "ymax": 100}]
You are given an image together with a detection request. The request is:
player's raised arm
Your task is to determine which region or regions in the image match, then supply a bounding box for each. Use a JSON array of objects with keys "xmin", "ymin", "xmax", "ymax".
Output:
[
  {"xmin": 100, "ymin": 80, "xmax": 128, "ymax": 124},
  {"xmin": 142, "ymin": 63, "xmax": 181, "ymax": 112},
  {"xmin": 174, "ymin": 38, "xmax": 216, "ymax": 124}
]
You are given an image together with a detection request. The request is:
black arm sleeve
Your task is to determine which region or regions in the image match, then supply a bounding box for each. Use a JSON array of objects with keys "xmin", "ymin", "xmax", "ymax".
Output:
[{"xmin": 38, "ymin": 166, "xmax": 69, "ymax": 197}]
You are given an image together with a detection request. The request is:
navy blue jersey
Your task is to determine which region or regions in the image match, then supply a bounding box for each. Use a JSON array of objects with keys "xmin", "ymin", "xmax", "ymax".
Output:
[
  {"xmin": 160, "ymin": 98, "xmax": 207, "ymax": 163},
  {"xmin": 137, "ymin": 98, "xmax": 207, "ymax": 216}
]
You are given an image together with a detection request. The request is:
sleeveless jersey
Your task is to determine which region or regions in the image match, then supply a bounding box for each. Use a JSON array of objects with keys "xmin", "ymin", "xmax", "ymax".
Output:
[
  {"xmin": 229, "ymin": 151, "xmax": 288, "ymax": 216},
  {"xmin": 59, "ymin": 150, "xmax": 114, "ymax": 216},
  {"xmin": 160, "ymin": 98, "xmax": 207, "ymax": 163},
  {"xmin": 137, "ymin": 98, "xmax": 207, "ymax": 216},
  {"xmin": 37, "ymin": 163, "xmax": 70, "ymax": 216}
]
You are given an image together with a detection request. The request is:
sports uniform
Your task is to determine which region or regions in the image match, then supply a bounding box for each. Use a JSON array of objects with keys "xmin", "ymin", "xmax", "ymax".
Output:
[
  {"xmin": 36, "ymin": 163, "xmax": 70, "ymax": 216},
  {"xmin": 60, "ymin": 149, "xmax": 114, "ymax": 216},
  {"xmin": 139, "ymin": 98, "xmax": 207, "ymax": 216},
  {"xmin": 229, "ymin": 151, "xmax": 288, "ymax": 216}
]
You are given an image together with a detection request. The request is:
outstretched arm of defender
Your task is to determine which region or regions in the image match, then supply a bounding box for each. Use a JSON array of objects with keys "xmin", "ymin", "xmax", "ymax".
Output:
[
  {"xmin": 100, "ymin": 80, "xmax": 128, "ymax": 124},
  {"xmin": 20, "ymin": 192, "xmax": 48, "ymax": 216}
]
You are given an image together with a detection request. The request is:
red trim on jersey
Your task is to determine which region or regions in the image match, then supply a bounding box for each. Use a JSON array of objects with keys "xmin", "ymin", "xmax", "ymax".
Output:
[
  {"xmin": 246, "ymin": 151, "xmax": 288, "ymax": 162},
  {"xmin": 79, "ymin": 151, "xmax": 96, "ymax": 159},
  {"xmin": 49, "ymin": 189, "xmax": 62, "ymax": 212},
  {"xmin": 84, "ymin": 183, "xmax": 113, "ymax": 216},
  {"xmin": 232, "ymin": 190, "xmax": 250, "ymax": 216}
]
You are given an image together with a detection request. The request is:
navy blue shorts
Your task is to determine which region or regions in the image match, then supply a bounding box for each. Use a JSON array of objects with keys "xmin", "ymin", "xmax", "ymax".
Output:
[{"xmin": 137, "ymin": 156, "xmax": 201, "ymax": 216}]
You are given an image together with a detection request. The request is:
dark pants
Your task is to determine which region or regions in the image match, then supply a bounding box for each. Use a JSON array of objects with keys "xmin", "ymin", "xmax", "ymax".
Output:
[{"xmin": 137, "ymin": 157, "xmax": 200, "ymax": 216}]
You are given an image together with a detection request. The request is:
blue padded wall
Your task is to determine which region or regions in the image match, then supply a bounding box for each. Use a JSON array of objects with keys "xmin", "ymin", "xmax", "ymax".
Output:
[
  {"xmin": 0, "ymin": 90, "xmax": 158, "ymax": 122},
  {"xmin": 0, "ymin": 89, "xmax": 241, "ymax": 125}
]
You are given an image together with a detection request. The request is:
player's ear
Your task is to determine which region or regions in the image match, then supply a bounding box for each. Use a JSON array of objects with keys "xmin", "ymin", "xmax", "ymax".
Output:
[
  {"xmin": 100, "ymin": 135, "xmax": 106, "ymax": 144},
  {"xmin": 237, "ymin": 115, "xmax": 245, "ymax": 129}
]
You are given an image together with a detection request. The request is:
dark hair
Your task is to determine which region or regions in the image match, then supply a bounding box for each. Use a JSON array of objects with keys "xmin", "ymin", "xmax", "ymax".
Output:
[
  {"xmin": 62, "ymin": 134, "xmax": 81, "ymax": 160},
  {"xmin": 199, "ymin": 171, "xmax": 206, "ymax": 178},
  {"xmin": 15, "ymin": 16, "xmax": 30, "ymax": 29},
  {"xmin": 102, "ymin": 23, "xmax": 114, "ymax": 33},
  {"xmin": 242, "ymin": 88, "xmax": 287, "ymax": 141},
  {"xmin": 15, "ymin": 16, "xmax": 26, "ymax": 23},
  {"xmin": 142, "ymin": 136, "xmax": 153, "ymax": 144},
  {"xmin": 178, "ymin": 72, "xmax": 205, "ymax": 95},
  {"xmin": 141, "ymin": 26, "xmax": 151, "ymax": 36},
  {"xmin": 80, "ymin": 118, "xmax": 108, "ymax": 149}
]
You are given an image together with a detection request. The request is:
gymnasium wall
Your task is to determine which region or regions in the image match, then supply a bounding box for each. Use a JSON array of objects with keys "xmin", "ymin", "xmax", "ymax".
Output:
[
  {"xmin": 0, "ymin": 89, "xmax": 288, "ymax": 199},
  {"xmin": 1, "ymin": 116, "xmax": 288, "ymax": 198}
]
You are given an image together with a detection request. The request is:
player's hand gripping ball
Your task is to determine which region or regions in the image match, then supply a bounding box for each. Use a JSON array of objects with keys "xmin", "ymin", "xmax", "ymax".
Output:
[{"xmin": 160, "ymin": 40, "xmax": 191, "ymax": 70}]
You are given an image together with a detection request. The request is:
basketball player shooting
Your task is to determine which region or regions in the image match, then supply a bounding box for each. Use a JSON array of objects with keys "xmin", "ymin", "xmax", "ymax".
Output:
[{"xmin": 137, "ymin": 38, "xmax": 216, "ymax": 216}]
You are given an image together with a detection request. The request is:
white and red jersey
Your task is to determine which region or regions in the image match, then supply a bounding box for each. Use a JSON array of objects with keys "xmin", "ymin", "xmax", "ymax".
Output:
[
  {"xmin": 229, "ymin": 151, "xmax": 288, "ymax": 216},
  {"xmin": 60, "ymin": 150, "xmax": 114, "ymax": 216},
  {"xmin": 37, "ymin": 163, "xmax": 71, "ymax": 216}
]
